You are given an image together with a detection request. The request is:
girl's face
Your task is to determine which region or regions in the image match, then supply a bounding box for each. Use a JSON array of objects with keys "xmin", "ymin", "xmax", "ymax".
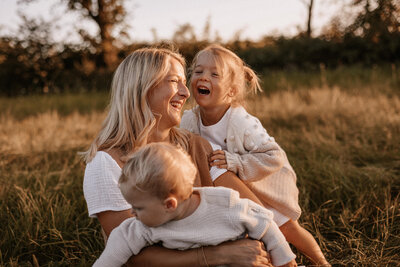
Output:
[
  {"xmin": 148, "ymin": 58, "xmax": 189, "ymax": 130},
  {"xmin": 191, "ymin": 52, "xmax": 232, "ymax": 111}
]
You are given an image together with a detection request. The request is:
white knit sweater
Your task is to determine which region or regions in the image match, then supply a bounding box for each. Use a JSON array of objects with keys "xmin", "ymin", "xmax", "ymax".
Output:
[
  {"xmin": 93, "ymin": 187, "xmax": 295, "ymax": 267},
  {"xmin": 181, "ymin": 106, "xmax": 301, "ymax": 221}
]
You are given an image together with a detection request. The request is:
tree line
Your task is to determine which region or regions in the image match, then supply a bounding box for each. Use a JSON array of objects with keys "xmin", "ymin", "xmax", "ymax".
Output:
[{"xmin": 0, "ymin": 0, "xmax": 399, "ymax": 96}]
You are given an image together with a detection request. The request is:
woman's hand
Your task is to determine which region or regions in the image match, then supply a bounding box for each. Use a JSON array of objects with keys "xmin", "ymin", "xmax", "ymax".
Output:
[
  {"xmin": 209, "ymin": 149, "xmax": 228, "ymax": 169},
  {"xmin": 210, "ymin": 239, "xmax": 273, "ymax": 267},
  {"xmin": 278, "ymin": 258, "xmax": 297, "ymax": 267}
]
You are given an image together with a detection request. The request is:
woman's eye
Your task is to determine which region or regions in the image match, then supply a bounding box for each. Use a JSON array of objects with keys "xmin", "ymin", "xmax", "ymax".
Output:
[
  {"xmin": 169, "ymin": 79, "xmax": 178, "ymax": 83},
  {"xmin": 212, "ymin": 73, "xmax": 219, "ymax": 77},
  {"xmin": 194, "ymin": 70, "xmax": 203, "ymax": 74}
]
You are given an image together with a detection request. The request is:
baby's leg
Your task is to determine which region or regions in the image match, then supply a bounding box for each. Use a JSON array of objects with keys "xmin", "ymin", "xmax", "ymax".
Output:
[{"xmin": 280, "ymin": 220, "xmax": 329, "ymax": 266}]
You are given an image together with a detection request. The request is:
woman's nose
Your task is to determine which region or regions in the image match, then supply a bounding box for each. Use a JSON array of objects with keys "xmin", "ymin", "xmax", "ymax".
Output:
[{"xmin": 179, "ymin": 83, "xmax": 190, "ymax": 98}]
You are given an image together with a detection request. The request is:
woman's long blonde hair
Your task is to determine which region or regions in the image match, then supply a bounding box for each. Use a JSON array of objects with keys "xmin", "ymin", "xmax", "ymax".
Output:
[
  {"xmin": 82, "ymin": 47, "xmax": 189, "ymax": 163},
  {"xmin": 190, "ymin": 44, "xmax": 262, "ymax": 107}
]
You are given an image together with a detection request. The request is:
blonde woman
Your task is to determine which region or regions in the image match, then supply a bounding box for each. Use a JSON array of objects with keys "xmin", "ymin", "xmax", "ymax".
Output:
[{"xmin": 83, "ymin": 47, "xmax": 273, "ymax": 267}]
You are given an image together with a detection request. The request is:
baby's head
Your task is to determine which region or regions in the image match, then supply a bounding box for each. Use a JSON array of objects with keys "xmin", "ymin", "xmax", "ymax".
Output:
[
  {"xmin": 119, "ymin": 142, "xmax": 197, "ymax": 227},
  {"xmin": 190, "ymin": 44, "xmax": 261, "ymax": 107}
]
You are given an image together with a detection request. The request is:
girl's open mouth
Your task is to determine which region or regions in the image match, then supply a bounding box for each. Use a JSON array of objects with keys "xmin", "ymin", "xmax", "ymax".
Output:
[{"xmin": 198, "ymin": 88, "xmax": 210, "ymax": 95}]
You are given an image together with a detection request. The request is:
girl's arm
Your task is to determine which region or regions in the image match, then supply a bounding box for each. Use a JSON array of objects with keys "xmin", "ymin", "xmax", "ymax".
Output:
[
  {"xmin": 211, "ymin": 129, "xmax": 286, "ymax": 183},
  {"xmin": 97, "ymin": 209, "xmax": 272, "ymax": 267},
  {"xmin": 213, "ymin": 170, "xmax": 264, "ymax": 205}
]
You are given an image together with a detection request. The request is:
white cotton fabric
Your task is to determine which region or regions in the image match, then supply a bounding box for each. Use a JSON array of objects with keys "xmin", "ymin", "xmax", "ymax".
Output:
[
  {"xmin": 93, "ymin": 186, "xmax": 295, "ymax": 267},
  {"xmin": 209, "ymin": 142, "xmax": 228, "ymax": 181},
  {"xmin": 200, "ymin": 107, "xmax": 231, "ymax": 150},
  {"xmin": 83, "ymin": 151, "xmax": 226, "ymax": 217},
  {"xmin": 83, "ymin": 151, "xmax": 131, "ymax": 218}
]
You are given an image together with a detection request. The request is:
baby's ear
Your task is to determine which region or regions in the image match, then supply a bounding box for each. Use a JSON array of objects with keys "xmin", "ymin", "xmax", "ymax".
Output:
[{"xmin": 164, "ymin": 196, "xmax": 178, "ymax": 211}]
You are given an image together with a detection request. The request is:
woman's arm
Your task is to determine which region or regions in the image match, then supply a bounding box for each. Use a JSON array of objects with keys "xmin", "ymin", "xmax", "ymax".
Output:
[
  {"xmin": 97, "ymin": 210, "xmax": 133, "ymax": 237},
  {"xmin": 98, "ymin": 209, "xmax": 272, "ymax": 267},
  {"xmin": 127, "ymin": 238, "xmax": 272, "ymax": 267}
]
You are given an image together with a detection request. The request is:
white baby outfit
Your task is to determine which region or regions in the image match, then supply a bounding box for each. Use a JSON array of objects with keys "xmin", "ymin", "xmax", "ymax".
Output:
[{"xmin": 93, "ymin": 187, "xmax": 296, "ymax": 267}]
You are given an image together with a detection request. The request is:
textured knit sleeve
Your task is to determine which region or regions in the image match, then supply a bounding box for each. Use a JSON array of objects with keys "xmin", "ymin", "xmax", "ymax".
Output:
[
  {"xmin": 93, "ymin": 218, "xmax": 149, "ymax": 267},
  {"xmin": 83, "ymin": 152, "xmax": 131, "ymax": 218},
  {"xmin": 236, "ymin": 196, "xmax": 296, "ymax": 267},
  {"xmin": 225, "ymin": 110, "xmax": 285, "ymax": 182}
]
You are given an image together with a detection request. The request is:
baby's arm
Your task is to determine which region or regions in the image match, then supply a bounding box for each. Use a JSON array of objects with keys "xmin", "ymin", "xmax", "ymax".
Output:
[
  {"xmin": 238, "ymin": 197, "xmax": 296, "ymax": 267},
  {"xmin": 93, "ymin": 218, "xmax": 148, "ymax": 267},
  {"xmin": 261, "ymin": 220, "xmax": 296, "ymax": 267}
]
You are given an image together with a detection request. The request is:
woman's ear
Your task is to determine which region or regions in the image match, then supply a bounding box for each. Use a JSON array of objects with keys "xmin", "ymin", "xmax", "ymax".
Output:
[{"xmin": 164, "ymin": 196, "xmax": 178, "ymax": 211}]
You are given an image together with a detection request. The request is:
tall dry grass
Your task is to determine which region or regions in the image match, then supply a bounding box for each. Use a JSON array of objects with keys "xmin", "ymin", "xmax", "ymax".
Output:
[
  {"xmin": 0, "ymin": 112, "xmax": 104, "ymax": 155},
  {"xmin": 0, "ymin": 87, "xmax": 399, "ymax": 266}
]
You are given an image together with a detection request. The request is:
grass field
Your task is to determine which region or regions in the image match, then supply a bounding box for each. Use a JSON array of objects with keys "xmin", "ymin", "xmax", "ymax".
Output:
[{"xmin": 0, "ymin": 67, "xmax": 399, "ymax": 266}]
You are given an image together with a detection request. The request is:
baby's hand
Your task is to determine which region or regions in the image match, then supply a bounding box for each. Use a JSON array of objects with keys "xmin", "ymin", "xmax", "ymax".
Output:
[
  {"xmin": 209, "ymin": 150, "xmax": 227, "ymax": 169},
  {"xmin": 278, "ymin": 259, "xmax": 297, "ymax": 267}
]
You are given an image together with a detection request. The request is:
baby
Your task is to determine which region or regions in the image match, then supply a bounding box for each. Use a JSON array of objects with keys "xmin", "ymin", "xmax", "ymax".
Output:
[{"xmin": 93, "ymin": 142, "xmax": 297, "ymax": 267}]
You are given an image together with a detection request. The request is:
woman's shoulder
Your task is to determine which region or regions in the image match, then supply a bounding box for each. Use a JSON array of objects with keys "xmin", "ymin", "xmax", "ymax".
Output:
[
  {"xmin": 88, "ymin": 151, "xmax": 120, "ymax": 168},
  {"xmin": 85, "ymin": 151, "xmax": 121, "ymax": 179},
  {"xmin": 186, "ymin": 132, "xmax": 212, "ymax": 152}
]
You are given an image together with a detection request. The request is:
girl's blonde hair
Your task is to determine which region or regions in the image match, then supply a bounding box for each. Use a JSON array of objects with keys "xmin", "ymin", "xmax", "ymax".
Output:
[
  {"xmin": 119, "ymin": 142, "xmax": 197, "ymax": 200},
  {"xmin": 82, "ymin": 47, "xmax": 189, "ymax": 163},
  {"xmin": 190, "ymin": 44, "xmax": 262, "ymax": 106}
]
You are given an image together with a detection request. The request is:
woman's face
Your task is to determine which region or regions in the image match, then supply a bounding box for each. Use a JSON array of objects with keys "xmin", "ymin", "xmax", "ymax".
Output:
[{"xmin": 148, "ymin": 58, "xmax": 189, "ymax": 130}]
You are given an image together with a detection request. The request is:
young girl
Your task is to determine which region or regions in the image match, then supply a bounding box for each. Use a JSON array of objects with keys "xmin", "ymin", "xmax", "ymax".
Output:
[{"xmin": 180, "ymin": 44, "xmax": 329, "ymax": 266}]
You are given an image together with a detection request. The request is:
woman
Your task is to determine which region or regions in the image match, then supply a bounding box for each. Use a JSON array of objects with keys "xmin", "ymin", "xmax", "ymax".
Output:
[{"xmin": 83, "ymin": 47, "xmax": 272, "ymax": 266}]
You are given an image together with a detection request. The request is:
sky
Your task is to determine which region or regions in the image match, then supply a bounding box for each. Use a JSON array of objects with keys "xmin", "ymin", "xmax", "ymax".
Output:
[{"xmin": 0, "ymin": 0, "xmax": 352, "ymax": 43}]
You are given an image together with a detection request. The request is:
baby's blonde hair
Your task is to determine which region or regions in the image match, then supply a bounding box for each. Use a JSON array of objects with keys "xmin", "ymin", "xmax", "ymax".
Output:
[
  {"xmin": 82, "ymin": 47, "xmax": 190, "ymax": 163},
  {"xmin": 119, "ymin": 142, "xmax": 197, "ymax": 201},
  {"xmin": 190, "ymin": 44, "xmax": 262, "ymax": 106}
]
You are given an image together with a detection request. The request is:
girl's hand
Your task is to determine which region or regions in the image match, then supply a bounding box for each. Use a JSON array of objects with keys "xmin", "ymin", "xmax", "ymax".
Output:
[{"xmin": 209, "ymin": 149, "xmax": 228, "ymax": 169}]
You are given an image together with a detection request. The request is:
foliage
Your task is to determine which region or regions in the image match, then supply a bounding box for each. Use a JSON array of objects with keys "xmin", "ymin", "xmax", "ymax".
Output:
[
  {"xmin": 0, "ymin": 14, "xmax": 115, "ymax": 96},
  {"xmin": 346, "ymin": 0, "xmax": 400, "ymax": 42}
]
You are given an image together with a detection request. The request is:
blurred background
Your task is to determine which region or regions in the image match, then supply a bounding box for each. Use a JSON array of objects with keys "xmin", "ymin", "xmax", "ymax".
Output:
[{"xmin": 0, "ymin": 0, "xmax": 399, "ymax": 96}]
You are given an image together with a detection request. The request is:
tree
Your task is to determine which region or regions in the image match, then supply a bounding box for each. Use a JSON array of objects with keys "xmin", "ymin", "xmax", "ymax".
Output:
[
  {"xmin": 18, "ymin": 0, "xmax": 127, "ymax": 69},
  {"xmin": 64, "ymin": 0, "xmax": 126, "ymax": 69},
  {"xmin": 300, "ymin": 0, "xmax": 315, "ymax": 37},
  {"xmin": 345, "ymin": 0, "xmax": 400, "ymax": 41}
]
